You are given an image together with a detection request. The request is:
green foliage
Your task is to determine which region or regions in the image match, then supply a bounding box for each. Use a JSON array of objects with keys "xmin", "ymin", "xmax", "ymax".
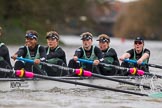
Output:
[{"xmin": 0, "ymin": 0, "xmax": 93, "ymax": 44}]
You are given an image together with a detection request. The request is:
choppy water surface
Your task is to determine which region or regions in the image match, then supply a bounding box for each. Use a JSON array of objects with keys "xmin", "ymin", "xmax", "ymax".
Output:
[{"xmin": 1, "ymin": 36, "xmax": 162, "ymax": 108}]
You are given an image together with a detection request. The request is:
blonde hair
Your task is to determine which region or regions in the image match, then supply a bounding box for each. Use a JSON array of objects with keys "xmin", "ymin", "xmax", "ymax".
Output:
[
  {"xmin": 46, "ymin": 31, "xmax": 59, "ymax": 40},
  {"xmin": 98, "ymin": 34, "xmax": 110, "ymax": 40},
  {"xmin": 80, "ymin": 32, "xmax": 93, "ymax": 37}
]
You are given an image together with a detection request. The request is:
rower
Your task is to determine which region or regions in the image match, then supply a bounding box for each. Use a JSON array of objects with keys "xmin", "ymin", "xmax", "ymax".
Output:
[
  {"xmin": 119, "ymin": 36, "xmax": 150, "ymax": 75},
  {"xmin": 96, "ymin": 34, "xmax": 120, "ymax": 76},
  {"xmin": 44, "ymin": 30, "xmax": 67, "ymax": 76},
  {"xmin": 68, "ymin": 32, "xmax": 104, "ymax": 74},
  {"xmin": 0, "ymin": 26, "xmax": 12, "ymax": 78},
  {"xmin": 11, "ymin": 30, "xmax": 47, "ymax": 75}
]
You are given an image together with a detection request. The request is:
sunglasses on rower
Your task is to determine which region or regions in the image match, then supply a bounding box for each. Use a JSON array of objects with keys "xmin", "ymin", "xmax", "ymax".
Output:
[{"xmin": 134, "ymin": 41, "xmax": 143, "ymax": 45}]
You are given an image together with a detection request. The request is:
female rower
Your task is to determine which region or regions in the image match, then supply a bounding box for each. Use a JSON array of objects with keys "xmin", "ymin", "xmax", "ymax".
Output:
[
  {"xmin": 68, "ymin": 32, "xmax": 104, "ymax": 74},
  {"xmin": 0, "ymin": 26, "xmax": 12, "ymax": 77},
  {"xmin": 11, "ymin": 30, "xmax": 47, "ymax": 75},
  {"xmin": 119, "ymin": 36, "xmax": 150, "ymax": 75},
  {"xmin": 44, "ymin": 31, "xmax": 67, "ymax": 76},
  {"xmin": 97, "ymin": 34, "xmax": 120, "ymax": 75}
]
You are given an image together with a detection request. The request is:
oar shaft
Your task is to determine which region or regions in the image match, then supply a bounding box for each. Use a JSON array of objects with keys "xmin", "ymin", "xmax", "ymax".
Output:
[
  {"xmin": 18, "ymin": 71, "xmax": 162, "ymax": 98},
  {"xmin": 0, "ymin": 68, "xmax": 14, "ymax": 73},
  {"xmin": 74, "ymin": 66, "xmax": 151, "ymax": 89},
  {"xmin": 147, "ymin": 63, "xmax": 162, "ymax": 69},
  {"xmin": 24, "ymin": 72, "xmax": 148, "ymax": 96},
  {"xmin": 91, "ymin": 73, "xmax": 151, "ymax": 89},
  {"xmin": 41, "ymin": 62, "xmax": 73, "ymax": 72},
  {"xmin": 78, "ymin": 58, "xmax": 93, "ymax": 64},
  {"xmin": 17, "ymin": 57, "xmax": 74, "ymax": 72},
  {"xmin": 15, "ymin": 57, "xmax": 161, "ymax": 89},
  {"xmin": 99, "ymin": 63, "xmax": 128, "ymax": 71},
  {"xmin": 144, "ymin": 73, "xmax": 162, "ymax": 78},
  {"xmin": 78, "ymin": 58, "xmax": 145, "ymax": 75},
  {"xmin": 78, "ymin": 58, "xmax": 127, "ymax": 71},
  {"xmin": 124, "ymin": 59, "xmax": 162, "ymax": 69},
  {"xmin": 124, "ymin": 59, "xmax": 145, "ymax": 65},
  {"xmin": 17, "ymin": 57, "xmax": 34, "ymax": 63},
  {"xmin": 77, "ymin": 58, "xmax": 162, "ymax": 78}
]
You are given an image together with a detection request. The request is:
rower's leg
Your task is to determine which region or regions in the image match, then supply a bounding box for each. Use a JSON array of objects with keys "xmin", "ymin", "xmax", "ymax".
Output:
[
  {"xmin": 14, "ymin": 61, "xmax": 25, "ymax": 70},
  {"xmin": 120, "ymin": 62, "xmax": 130, "ymax": 76}
]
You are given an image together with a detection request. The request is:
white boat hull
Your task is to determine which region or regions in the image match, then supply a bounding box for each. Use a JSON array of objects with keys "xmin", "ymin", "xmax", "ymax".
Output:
[{"xmin": 0, "ymin": 76, "xmax": 161, "ymax": 92}]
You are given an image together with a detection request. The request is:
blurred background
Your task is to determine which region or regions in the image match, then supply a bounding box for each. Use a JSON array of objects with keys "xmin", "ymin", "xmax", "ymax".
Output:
[{"xmin": 0, "ymin": 0, "xmax": 162, "ymax": 44}]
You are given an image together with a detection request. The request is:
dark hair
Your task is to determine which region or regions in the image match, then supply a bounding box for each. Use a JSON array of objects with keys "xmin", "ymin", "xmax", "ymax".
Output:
[
  {"xmin": 26, "ymin": 30, "xmax": 38, "ymax": 38},
  {"xmin": 134, "ymin": 36, "xmax": 144, "ymax": 42}
]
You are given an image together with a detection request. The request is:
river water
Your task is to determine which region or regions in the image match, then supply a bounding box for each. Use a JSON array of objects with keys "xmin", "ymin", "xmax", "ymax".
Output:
[{"xmin": 1, "ymin": 36, "xmax": 162, "ymax": 108}]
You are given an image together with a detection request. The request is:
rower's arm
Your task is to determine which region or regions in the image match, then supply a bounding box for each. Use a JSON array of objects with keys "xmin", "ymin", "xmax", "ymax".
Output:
[
  {"xmin": 119, "ymin": 53, "xmax": 131, "ymax": 61},
  {"xmin": 137, "ymin": 53, "xmax": 149, "ymax": 64}
]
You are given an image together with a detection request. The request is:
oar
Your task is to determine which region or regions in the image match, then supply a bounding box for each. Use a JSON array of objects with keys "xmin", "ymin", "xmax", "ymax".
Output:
[
  {"xmin": 124, "ymin": 59, "xmax": 162, "ymax": 69},
  {"xmin": 0, "ymin": 67, "xmax": 162, "ymax": 98},
  {"xmin": 74, "ymin": 68, "xmax": 154, "ymax": 89},
  {"xmin": 16, "ymin": 57, "xmax": 160, "ymax": 90},
  {"xmin": 78, "ymin": 58, "xmax": 133, "ymax": 72},
  {"xmin": 77, "ymin": 58, "xmax": 162, "ymax": 78},
  {"xmin": 16, "ymin": 57, "xmax": 74, "ymax": 72},
  {"xmin": 15, "ymin": 69, "xmax": 162, "ymax": 97}
]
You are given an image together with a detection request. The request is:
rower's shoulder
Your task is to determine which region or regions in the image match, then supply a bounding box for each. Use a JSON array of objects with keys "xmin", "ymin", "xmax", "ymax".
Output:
[{"xmin": 20, "ymin": 45, "xmax": 25, "ymax": 48}]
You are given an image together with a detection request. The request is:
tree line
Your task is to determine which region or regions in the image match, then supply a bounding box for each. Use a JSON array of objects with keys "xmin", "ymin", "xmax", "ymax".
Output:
[{"xmin": 0, "ymin": 0, "xmax": 162, "ymax": 44}]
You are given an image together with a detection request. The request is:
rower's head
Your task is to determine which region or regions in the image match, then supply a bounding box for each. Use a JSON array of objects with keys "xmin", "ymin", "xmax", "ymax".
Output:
[
  {"xmin": 97, "ymin": 34, "xmax": 110, "ymax": 43},
  {"xmin": 80, "ymin": 32, "xmax": 93, "ymax": 50},
  {"xmin": 25, "ymin": 30, "xmax": 38, "ymax": 40},
  {"xmin": 134, "ymin": 36, "xmax": 144, "ymax": 43},
  {"xmin": 97, "ymin": 34, "xmax": 110, "ymax": 51},
  {"xmin": 46, "ymin": 31, "xmax": 59, "ymax": 41},
  {"xmin": 134, "ymin": 36, "xmax": 144, "ymax": 53},
  {"xmin": 25, "ymin": 30, "xmax": 38, "ymax": 48},
  {"xmin": 46, "ymin": 31, "xmax": 59, "ymax": 48},
  {"xmin": 80, "ymin": 32, "xmax": 93, "ymax": 41}
]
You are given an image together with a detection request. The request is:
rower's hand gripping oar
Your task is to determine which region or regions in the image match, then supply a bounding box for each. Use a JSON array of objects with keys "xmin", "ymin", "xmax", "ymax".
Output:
[{"xmin": 124, "ymin": 59, "xmax": 162, "ymax": 69}]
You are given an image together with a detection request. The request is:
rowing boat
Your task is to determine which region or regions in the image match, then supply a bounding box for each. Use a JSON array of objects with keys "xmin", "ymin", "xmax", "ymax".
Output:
[
  {"xmin": 1, "ymin": 67, "xmax": 162, "ymax": 98},
  {"xmin": 0, "ymin": 75, "xmax": 161, "ymax": 92},
  {"xmin": 0, "ymin": 76, "xmax": 128, "ymax": 92},
  {"xmin": 0, "ymin": 57, "xmax": 162, "ymax": 97}
]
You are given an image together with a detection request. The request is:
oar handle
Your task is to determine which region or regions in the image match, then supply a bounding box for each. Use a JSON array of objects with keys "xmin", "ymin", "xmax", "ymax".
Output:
[
  {"xmin": 78, "ymin": 58, "xmax": 93, "ymax": 64},
  {"xmin": 124, "ymin": 59, "xmax": 146, "ymax": 65},
  {"xmin": 17, "ymin": 57, "xmax": 34, "ymax": 63},
  {"xmin": 124, "ymin": 59, "xmax": 162, "ymax": 69}
]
